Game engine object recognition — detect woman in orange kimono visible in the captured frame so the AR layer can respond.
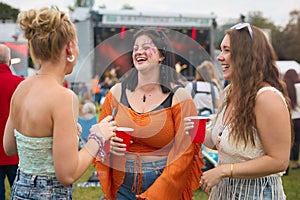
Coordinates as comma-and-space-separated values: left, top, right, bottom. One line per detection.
93, 27, 204, 200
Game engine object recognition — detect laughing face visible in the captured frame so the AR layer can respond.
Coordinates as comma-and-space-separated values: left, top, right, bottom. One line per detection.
217, 34, 232, 80
132, 35, 163, 72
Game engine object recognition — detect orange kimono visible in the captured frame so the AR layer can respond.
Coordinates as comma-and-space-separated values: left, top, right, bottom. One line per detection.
93, 91, 204, 200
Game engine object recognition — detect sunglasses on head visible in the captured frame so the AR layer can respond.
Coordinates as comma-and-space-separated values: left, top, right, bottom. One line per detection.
230, 23, 253, 39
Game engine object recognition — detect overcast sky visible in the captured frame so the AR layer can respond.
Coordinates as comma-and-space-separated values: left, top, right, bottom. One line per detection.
2, 0, 300, 26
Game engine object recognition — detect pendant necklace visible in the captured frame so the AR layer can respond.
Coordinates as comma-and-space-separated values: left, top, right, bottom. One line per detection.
142, 94, 151, 102
35, 72, 62, 84
216, 125, 225, 147
35, 72, 56, 79
139, 84, 157, 102
216, 106, 233, 148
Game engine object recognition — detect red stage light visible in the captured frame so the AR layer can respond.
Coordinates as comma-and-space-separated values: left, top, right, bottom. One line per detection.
191, 27, 196, 40
120, 26, 126, 39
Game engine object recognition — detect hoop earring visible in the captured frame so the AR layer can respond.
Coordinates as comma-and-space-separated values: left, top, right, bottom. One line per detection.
67, 55, 75, 63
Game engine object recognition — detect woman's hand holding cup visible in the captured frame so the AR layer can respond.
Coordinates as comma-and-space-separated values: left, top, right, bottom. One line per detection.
184, 116, 210, 143
110, 127, 133, 156
90, 115, 117, 141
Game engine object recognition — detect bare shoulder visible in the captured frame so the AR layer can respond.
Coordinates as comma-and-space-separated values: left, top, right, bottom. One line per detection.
255, 89, 288, 113
110, 82, 121, 93
51, 87, 79, 110
56, 86, 77, 99
109, 82, 122, 100
172, 86, 193, 105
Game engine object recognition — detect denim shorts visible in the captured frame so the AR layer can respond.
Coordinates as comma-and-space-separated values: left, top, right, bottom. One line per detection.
116, 158, 167, 200
10, 169, 74, 200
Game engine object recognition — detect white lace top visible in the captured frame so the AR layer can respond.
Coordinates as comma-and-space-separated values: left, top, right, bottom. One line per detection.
14, 129, 55, 176
211, 86, 287, 164
209, 87, 287, 200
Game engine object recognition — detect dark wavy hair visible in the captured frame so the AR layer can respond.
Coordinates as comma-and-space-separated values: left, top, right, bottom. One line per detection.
122, 27, 181, 93
283, 69, 300, 109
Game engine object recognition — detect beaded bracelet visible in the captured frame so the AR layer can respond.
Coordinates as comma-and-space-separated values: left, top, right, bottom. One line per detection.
88, 133, 106, 162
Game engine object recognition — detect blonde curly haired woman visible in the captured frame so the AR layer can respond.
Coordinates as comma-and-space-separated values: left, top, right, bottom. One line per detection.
4, 7, 116, 199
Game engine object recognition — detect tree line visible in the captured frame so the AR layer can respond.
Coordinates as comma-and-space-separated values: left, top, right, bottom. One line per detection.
214, 10, 300, 63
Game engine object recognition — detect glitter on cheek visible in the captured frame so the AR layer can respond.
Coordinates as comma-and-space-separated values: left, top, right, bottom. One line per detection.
152, 48, 157, 54
145, 49, 153, 58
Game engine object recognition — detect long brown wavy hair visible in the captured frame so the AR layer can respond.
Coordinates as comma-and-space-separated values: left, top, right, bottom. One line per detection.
219, 25, 293, 147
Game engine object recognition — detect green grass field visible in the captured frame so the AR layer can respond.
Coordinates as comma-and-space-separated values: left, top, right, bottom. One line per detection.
5, 163, 300, 199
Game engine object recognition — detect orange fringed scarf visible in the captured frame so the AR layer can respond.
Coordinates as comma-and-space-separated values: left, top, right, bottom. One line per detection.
93, 92, 204, 200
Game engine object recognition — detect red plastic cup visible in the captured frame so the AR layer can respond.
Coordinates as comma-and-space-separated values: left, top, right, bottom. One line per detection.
185, 116, 210, 143
115, 127, 133, 151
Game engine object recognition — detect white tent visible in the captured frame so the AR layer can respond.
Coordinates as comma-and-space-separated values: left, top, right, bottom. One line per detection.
276, 60, 300, 75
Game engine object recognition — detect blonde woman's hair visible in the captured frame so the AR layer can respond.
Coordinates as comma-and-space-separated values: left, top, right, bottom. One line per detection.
17, 6, 77, 64
82, 102, 96, 115
195, 61, 222, 92
196, 61, 215, 82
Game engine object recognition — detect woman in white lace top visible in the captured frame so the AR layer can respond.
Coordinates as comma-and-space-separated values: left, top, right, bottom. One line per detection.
185, 23, 293, 200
